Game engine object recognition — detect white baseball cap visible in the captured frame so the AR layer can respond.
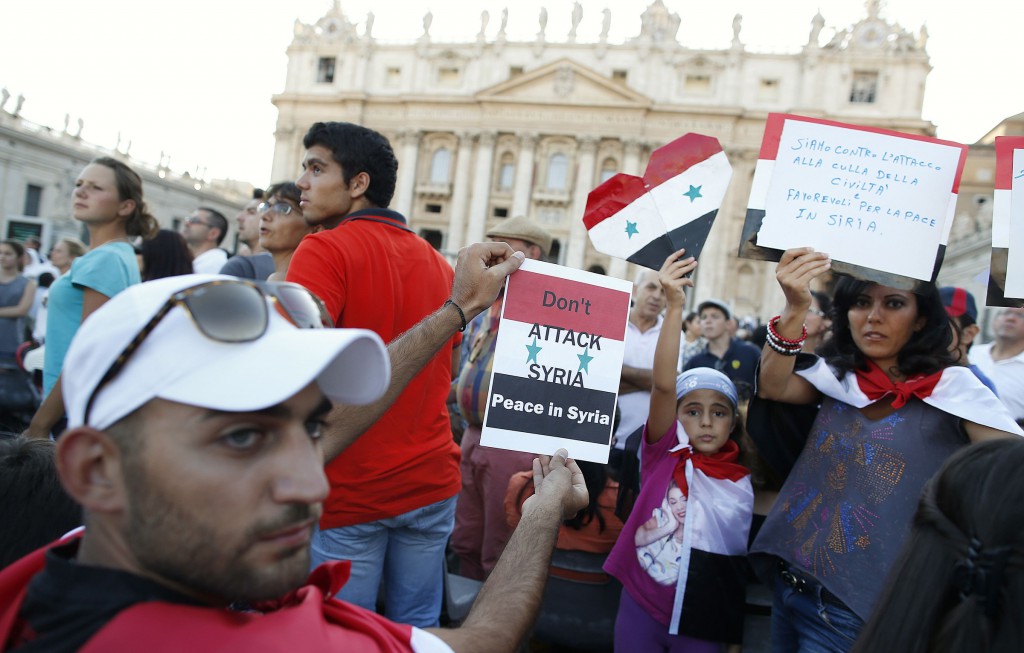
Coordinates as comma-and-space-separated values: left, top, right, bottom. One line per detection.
63, 274, 390, 430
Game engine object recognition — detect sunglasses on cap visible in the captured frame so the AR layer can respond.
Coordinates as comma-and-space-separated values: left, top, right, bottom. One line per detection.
83, 279, 333, 425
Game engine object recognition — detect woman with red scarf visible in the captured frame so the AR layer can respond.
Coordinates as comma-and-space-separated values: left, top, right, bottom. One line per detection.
749, 248, 1022, 653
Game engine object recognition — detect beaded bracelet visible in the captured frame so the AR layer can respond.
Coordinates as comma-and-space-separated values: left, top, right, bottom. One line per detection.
767, 315, 807, 346
444, 298, 467, 332
765, 337, 802, 356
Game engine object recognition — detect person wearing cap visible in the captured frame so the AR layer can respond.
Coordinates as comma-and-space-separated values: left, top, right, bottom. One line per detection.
0, 245, 594, 652
285, 122, 467, 626
971, 307, 1024, 423
450, 215, 552, 580
939, 286, 998, 396
683, 298, 761, 402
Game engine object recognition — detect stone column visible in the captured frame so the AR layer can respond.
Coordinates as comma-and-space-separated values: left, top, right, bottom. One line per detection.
566, 136, 598, 270
394, 130, 421, 218
511, 132, 538, 218
610, 139, 645, 279
465, 131, 497, 245
446, 131, 476, 253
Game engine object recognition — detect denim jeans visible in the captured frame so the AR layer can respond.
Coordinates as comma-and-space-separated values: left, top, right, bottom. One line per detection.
310, 495, 457, 628
770, 569, 864, 653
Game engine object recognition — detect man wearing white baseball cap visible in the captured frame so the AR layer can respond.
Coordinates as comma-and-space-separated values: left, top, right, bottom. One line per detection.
1, 243, 589, 652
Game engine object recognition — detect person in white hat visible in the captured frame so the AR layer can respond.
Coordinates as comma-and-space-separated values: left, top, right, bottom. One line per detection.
0, 243, 589, 653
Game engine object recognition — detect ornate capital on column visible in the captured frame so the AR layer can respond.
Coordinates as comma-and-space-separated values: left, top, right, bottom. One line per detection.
397, 130, 422, 147
623, 138, 644, 157
455, 130, 477, 145
478, 130, 498, 148
517, 131, 539, 149
577, 135, 599, 154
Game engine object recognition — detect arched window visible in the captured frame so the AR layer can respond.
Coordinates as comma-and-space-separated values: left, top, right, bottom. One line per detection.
497, 152, 515, 191
430, 148, 451, 184
546, 153, 568, 190
599, 157, 618, 183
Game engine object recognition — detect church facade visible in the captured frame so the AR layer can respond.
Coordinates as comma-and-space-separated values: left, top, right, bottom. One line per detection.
271, 1, 933, 318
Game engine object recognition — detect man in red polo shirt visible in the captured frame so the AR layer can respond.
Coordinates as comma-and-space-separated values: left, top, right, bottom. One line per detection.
287, 122, 461, 627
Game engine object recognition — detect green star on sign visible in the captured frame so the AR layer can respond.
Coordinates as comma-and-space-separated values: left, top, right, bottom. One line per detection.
577, 348, 594, 373
683, 184, 703, 202
526, 337, 542, 364
625, 220, 639, 239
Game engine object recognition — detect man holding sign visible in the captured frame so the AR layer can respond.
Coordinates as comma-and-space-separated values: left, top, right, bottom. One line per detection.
451, 216, 553, 581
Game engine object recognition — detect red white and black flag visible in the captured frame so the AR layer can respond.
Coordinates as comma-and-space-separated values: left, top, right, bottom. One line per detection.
583, 133, 733, 270
481, 259, 633, 463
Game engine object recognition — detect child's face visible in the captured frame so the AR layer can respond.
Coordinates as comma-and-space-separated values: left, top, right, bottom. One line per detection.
676, 388, 735, 455
667, 486, 687, 523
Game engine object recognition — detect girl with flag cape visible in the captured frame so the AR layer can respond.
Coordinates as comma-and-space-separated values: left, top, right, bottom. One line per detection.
749, 248, 1023, 653
605, 249, 753, 652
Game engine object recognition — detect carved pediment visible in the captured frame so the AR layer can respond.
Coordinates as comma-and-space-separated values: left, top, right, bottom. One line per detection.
476, 59, 650, 108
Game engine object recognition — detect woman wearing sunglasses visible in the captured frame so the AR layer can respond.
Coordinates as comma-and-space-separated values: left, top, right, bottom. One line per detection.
258, 182, 314, 282
25, 157, 158, 439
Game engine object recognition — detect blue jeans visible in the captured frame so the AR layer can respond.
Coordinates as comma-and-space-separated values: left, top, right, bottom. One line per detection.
310, 495, 457, 628
770, 568, 864, 653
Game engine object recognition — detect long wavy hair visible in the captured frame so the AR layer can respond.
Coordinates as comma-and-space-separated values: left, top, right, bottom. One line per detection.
852, 439, 1024, 653
818, 278, 956, 378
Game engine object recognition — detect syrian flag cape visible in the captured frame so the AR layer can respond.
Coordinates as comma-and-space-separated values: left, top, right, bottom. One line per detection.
666, 423, 753, 641
795, 358, 1024, 436
583, 133, 732, 270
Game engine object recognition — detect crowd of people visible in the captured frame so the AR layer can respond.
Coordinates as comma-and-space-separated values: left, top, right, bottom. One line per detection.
0, 120, 1022, 653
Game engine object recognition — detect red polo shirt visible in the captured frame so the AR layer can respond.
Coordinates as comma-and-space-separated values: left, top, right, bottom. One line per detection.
287, 209, 461, 527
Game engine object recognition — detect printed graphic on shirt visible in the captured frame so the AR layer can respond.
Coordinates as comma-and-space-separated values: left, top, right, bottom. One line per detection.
635, 481, 688, 586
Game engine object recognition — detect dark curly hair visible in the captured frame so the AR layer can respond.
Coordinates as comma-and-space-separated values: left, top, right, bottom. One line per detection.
819, 277, 956, 379
302, 122, 397, 208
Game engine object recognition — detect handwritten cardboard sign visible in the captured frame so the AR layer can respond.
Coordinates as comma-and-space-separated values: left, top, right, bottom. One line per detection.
740, 113, 968, 289
481, 259, 632, 464
988, 137, 1024, 306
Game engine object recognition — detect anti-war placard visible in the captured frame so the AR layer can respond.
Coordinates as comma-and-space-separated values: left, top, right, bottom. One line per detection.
480, 259, 632, 463
740, 113, 968, 289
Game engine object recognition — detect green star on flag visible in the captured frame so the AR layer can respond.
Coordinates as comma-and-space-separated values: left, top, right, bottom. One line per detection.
526, 337, 542, 364
577, 348, 594, 374
625, 220, 639, 239
683, 184, 703, 202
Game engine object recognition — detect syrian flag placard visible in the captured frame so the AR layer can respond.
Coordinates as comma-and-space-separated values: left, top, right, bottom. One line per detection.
583, 133, 733, 270
987, 136, 1024, 307
481, 259, 633, 463
740, 113, 968, 290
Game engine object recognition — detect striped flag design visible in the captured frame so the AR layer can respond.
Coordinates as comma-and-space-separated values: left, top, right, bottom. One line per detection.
481, 259, 633, 463
583, 133, 733, 270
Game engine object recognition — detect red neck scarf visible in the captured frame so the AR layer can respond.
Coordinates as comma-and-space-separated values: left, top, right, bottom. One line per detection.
854, 359, 943, 409
671, 438, 748, 498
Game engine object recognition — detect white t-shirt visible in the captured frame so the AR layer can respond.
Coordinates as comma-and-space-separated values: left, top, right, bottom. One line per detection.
971, 343, 1024, 420
614, 315, 682, 449
192, 248, 229, 275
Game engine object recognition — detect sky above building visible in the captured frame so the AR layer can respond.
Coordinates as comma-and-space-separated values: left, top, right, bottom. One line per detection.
2, 0, 1020, 188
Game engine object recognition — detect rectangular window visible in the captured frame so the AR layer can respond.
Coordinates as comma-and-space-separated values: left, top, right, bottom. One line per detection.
438, 66, 461, 86
386, 66, 401, 86
317, 57, 336, 84
612, 70, 628, 84
758, 78, 780, 101
850, 72, 878, 104
684, 74, 712, 94
24, 184, 43, 217
493, 207, 509, 218
425, 203, 443, 214
509, 66, 524, 78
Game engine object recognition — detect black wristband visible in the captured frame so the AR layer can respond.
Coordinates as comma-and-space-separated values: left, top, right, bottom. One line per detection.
444, 298, 467, 332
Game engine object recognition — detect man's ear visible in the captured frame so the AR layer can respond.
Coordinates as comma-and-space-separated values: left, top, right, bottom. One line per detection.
55, 428, 128, 514
347, 171, 371, 200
